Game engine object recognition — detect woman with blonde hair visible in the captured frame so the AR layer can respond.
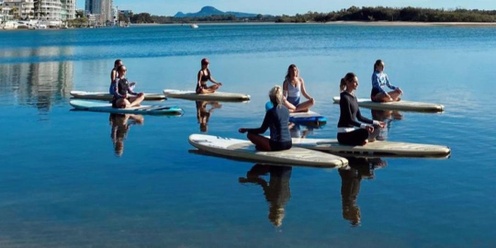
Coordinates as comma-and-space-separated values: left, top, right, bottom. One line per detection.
239, 86, 292, 151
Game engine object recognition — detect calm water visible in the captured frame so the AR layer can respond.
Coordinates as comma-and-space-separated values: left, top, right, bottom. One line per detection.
1, 24, 496, 247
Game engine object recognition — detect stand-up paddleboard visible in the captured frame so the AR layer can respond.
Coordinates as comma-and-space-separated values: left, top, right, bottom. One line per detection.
70, 91, 166, 101
292, 137, 451, 158
70, 100, 183, 115
332, 96, 444, 112
163, 89, 250, 102
188, 134, 348, 168
289, 111, 327, 126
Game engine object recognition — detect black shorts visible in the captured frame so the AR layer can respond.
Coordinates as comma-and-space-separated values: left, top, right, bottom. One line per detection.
269, 140, 292, 151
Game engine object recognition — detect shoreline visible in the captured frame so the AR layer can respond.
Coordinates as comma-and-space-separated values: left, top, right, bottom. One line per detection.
130, 21, 496, 27
324, 20, 496, 27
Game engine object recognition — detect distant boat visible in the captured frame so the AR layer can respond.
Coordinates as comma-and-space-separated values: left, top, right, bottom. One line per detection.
190, 24, 199, 29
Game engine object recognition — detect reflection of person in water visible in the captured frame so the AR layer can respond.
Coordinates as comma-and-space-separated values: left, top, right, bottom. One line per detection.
239, 164, 292, 227
289, 122, 312, 138
109, 113, 144, 156
370, 109, 402, 141
339, 157, 387, 227
195, 101, 221, 132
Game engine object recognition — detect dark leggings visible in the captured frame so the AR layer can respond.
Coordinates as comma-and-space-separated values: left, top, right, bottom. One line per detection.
337, 129, 369, 146
269, 140, 292, 151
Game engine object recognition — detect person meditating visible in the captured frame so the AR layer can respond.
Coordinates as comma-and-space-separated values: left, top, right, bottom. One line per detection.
239, 85, 292, 151
370, 59, 403, 102
196, 58, 222, 94
111, 65, 144, 108
338, 72, 385, 146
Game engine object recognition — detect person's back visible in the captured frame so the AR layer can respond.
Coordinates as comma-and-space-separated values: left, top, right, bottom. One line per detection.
110, 59, 123, 94
266, 106, 291, 143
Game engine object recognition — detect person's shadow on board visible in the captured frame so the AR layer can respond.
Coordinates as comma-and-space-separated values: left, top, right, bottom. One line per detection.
196, 101, 222, 133
109, 113, 144, 157
239, 163, 292, 228
339, 157, 387, 227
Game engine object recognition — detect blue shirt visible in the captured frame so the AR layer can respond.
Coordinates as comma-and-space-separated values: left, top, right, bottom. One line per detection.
371, 71, 397, 94
246, 105, 291, 143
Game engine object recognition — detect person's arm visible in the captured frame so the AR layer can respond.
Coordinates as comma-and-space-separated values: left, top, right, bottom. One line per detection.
239, 111, 271, 134
299, 77, 313, 100
124, 79, 138, 96
281, 80, 294, 109
356, 108, 373, 125
207, 69, 222, 85
197, 70, 204, 89
110, 69, 116, 82
384, 74, 397, 90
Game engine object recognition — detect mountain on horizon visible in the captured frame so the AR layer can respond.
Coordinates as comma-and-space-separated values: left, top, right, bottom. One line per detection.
174, 6, 260, 18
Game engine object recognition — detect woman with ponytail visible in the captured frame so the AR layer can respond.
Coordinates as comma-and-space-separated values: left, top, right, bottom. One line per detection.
337, 73, 385, 146
239, 86, 292, 151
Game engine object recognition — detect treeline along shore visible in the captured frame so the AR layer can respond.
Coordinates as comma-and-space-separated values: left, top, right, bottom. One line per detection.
122, 6, 496, 24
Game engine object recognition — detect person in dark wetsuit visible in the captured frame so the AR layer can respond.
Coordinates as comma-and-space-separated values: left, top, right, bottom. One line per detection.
111, 65, 145, 108
337, 72, 385, 146
196, 58, 222, 94
239, 85, 292, 151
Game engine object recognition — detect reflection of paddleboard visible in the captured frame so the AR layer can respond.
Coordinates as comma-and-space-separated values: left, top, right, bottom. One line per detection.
292, 137, 451, 158
332, 96, 444, 112
188, 134, 348, 168
163, 89, 250, 102
70, 91, 166, 101
69, 100, 183, 115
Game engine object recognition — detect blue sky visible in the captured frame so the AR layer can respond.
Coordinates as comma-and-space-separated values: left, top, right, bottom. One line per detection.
78, 0, 495, 16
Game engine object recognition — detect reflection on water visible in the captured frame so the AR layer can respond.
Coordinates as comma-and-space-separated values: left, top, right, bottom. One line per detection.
289, 123, 313, 138
195, 101, 222, 132
239, 164, 292, 227
370, 109, 403, 141
339, 157, 387, 227
109, 113, 144, 156
0, 46, 74, 113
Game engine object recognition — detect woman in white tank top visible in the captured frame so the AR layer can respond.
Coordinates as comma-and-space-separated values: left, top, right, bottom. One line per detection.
282, 64, 315, 113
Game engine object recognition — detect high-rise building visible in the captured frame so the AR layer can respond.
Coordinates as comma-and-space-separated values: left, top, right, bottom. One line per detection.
85, 0, 113, 25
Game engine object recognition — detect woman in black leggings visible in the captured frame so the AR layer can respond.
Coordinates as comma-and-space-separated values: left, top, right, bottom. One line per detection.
337, 73, 385, 146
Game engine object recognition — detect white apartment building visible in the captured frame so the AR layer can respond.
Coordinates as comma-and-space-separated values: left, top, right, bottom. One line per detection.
1, 0, 75, 25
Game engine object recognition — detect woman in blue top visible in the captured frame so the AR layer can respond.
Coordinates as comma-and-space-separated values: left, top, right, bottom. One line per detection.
239, 85, 292, 151
370, 59, 403, 102
338, 73, 385, 146
282, 64, 314, 112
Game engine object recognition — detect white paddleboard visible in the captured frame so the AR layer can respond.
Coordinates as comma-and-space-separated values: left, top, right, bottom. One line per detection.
188, 134, 348, 168
70, 100, 183, 115
292, 137, 451, 158
332, 96, 444, 112
71, 91, 166, 101
163, 89, 250, 102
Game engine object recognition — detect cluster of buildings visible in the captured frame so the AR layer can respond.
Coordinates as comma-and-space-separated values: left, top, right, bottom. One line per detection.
1, 0, 121, 29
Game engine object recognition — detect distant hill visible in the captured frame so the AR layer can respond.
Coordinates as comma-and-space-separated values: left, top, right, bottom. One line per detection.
174, 6, 259, 18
